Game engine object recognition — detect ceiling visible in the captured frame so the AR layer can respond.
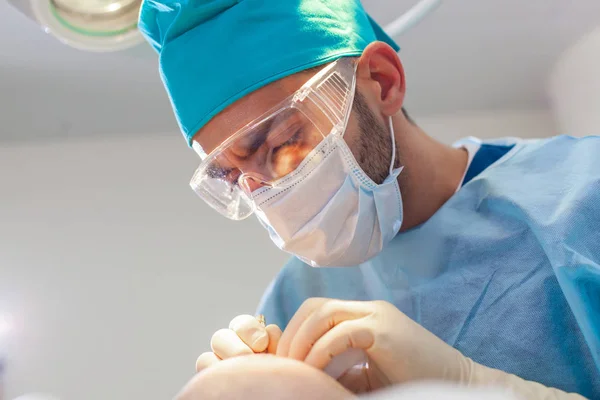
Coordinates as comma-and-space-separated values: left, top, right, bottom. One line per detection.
0, 0, 599, 143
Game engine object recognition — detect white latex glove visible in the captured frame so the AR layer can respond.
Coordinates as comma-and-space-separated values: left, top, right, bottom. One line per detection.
276, 298, 587, 399
195, 314, 282, 372
362, 382, 520, 400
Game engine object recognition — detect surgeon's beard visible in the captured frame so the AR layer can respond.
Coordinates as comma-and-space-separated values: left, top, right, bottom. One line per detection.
352, 91, 401, 184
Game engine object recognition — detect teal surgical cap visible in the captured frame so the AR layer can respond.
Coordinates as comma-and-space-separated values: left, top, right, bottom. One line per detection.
139, 0, 400, 147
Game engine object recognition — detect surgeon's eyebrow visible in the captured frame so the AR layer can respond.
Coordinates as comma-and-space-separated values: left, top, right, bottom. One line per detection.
230, 118, 275, 159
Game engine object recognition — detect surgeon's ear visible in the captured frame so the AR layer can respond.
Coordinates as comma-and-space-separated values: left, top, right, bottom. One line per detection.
356, 41, 406, 117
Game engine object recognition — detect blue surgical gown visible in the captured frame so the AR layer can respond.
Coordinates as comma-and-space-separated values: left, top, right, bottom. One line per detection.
257, 135, 600, 398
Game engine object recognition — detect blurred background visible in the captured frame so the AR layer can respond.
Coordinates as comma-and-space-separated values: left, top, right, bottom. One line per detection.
0, 1, 599, 399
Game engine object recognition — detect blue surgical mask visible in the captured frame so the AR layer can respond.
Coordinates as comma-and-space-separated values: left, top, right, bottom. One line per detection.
253, 117, 403, 267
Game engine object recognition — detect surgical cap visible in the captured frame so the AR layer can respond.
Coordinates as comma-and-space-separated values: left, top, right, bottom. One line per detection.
138, 0, 400, 146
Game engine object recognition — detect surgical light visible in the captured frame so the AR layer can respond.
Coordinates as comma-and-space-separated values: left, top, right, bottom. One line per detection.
7, 0, 144, 52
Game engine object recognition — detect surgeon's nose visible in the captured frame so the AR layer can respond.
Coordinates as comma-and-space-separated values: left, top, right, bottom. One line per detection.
239, 174, 269, 195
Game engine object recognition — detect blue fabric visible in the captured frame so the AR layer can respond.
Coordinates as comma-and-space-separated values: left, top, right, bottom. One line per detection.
462, 143, 515, 187
257, 135, 600, 398
138, 0, 399, 147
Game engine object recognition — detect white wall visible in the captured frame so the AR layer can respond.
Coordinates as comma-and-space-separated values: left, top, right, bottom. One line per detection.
0, 109, 557, 400
416, 109, 558, 144
549, 25, 600, 136
0, 135, 289, 400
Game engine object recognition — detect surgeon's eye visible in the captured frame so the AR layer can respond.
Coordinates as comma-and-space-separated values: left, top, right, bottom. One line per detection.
271, 128, 302, 154
269, 128, 314, 177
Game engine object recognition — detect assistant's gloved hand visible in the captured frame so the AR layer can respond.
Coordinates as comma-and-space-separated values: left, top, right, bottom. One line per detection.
195, 315, 282, 373
276, 298, 587, 399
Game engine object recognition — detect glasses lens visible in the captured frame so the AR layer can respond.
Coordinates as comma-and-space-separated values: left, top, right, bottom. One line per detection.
190, 166, 253, 220
191, 59, 356, 220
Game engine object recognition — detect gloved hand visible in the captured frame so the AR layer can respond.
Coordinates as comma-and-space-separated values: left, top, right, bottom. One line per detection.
195, 314, 282, 373
276, 298, 587, 399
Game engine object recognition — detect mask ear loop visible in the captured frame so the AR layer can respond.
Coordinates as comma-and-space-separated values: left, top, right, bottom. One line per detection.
388, 116, 397, 175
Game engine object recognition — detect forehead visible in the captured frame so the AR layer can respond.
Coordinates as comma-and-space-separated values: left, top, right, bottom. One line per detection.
192, 70, 316, 155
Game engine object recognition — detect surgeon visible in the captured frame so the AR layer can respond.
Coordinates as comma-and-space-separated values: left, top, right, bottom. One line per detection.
138, 0, 600, 398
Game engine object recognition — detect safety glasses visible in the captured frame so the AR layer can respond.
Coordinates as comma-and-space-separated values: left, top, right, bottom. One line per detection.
190, 57, 358, 220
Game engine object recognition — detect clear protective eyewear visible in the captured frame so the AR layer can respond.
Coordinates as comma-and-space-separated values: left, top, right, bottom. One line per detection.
190, 57, 358, 220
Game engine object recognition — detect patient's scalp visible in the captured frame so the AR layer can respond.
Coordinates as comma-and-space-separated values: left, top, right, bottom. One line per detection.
176, 354, 354, 400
